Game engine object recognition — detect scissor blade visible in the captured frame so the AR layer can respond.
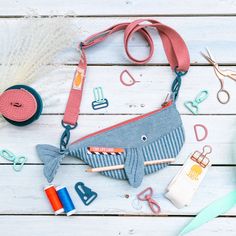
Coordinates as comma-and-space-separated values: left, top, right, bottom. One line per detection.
201, 52, 216, 65
205, 47, 216, 61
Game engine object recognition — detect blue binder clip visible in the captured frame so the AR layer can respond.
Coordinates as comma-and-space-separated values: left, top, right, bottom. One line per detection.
92, 87, 109, 110
74, 182, 98, 206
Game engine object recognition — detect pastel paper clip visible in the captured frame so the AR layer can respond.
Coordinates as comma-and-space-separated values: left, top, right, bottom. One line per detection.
0, 149, 27, 172
184, 90, 209, 115
194, 124, 208, 142
120, 69, 140, 86
92, 87, 109, 110
137, 187, 161, 214
74, 182, 97, 206
93, 87, 105, 102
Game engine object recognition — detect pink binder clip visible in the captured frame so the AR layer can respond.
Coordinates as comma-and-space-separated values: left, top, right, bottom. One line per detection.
137, 187, 161, 214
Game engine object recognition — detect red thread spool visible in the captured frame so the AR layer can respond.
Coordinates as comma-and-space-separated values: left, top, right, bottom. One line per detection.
44, 185, 64, 215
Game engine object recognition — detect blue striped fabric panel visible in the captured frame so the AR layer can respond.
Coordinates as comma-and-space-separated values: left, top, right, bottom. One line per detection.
70, 125, 185, 181
143, 125, 185, 175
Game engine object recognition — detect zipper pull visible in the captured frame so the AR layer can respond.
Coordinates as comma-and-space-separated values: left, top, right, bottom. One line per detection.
161, 93, 172, 107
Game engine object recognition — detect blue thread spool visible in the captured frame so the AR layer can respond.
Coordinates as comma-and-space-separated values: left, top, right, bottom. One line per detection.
56, 186, 76, 216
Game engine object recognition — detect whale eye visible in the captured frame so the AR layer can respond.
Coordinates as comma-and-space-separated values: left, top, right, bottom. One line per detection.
141, 135, 147, 142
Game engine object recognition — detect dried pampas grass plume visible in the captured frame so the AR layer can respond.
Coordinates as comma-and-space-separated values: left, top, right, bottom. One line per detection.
0, 17, 80, 127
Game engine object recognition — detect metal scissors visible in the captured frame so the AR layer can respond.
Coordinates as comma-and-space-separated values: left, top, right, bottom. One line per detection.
201, 48, 236, 104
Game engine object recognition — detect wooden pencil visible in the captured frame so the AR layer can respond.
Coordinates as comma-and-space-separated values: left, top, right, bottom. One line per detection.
85, 158, 176, 173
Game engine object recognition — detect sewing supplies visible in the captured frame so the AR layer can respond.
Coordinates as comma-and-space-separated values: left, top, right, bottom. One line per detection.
201, 48, 236, 104
56, 186, 76, 216
179, 190, 236, 235
194, 124, 208, 142
0, 149, 27, 172
179, 135, 236, 235
74, 182, 98, 206
0, 85, 43, 126
92, 87, 109, 110
184, 90, 209, 115
44, 185, 64, 215
165, 145, 212, 208
0, 17, 76, 127
37, 18, 190, 187
87, 146, 124, 155
85, 158, 176, 173
137, 187, 161, 214
120, 69, 140, 86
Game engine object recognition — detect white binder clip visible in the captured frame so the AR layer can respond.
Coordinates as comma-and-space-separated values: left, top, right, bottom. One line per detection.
165, 145, 212, 208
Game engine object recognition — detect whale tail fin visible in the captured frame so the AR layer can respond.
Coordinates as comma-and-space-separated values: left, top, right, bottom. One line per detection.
36, 144, 65, 183
124, 148, 144, 188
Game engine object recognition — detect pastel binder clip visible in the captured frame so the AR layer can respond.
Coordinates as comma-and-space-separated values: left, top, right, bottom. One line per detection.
165, 145, 212, 208
74, 182, 98, 206
190, 145, 211, 168
92, 87, 109, 110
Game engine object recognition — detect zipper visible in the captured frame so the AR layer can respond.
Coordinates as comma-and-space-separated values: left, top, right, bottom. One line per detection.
72, 100, 173, 144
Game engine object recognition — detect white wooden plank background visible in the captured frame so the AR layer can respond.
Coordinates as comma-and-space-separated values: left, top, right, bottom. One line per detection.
0, 1, 236, 236
1, 0, 236, 15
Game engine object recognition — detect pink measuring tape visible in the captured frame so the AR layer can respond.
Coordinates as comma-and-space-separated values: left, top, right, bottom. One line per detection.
0, 85, 43, 126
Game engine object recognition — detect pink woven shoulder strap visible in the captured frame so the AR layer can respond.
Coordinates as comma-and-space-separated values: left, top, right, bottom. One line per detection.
63, 19, 190, 126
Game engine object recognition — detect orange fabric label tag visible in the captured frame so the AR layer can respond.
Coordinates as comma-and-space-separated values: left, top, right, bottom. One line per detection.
88, 147, 124, 153
73, 68, 84, 90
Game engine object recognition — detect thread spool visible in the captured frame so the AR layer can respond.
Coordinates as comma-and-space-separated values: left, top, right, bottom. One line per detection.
56, 186, 76, 216
44, 185, 64, 215
0, 85, 43, 126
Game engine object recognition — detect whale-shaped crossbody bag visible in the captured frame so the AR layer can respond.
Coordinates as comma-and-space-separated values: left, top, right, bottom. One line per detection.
37, 19, 190, 187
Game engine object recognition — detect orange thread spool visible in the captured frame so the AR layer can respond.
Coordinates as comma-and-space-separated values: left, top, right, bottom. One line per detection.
44, 185, 64, 215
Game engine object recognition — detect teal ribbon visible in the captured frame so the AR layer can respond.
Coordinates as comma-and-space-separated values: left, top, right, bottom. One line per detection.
179, 190, 236, 235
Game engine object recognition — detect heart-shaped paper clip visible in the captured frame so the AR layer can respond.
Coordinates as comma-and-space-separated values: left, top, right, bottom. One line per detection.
194, 124, 208, 142
120, 70, 140, 86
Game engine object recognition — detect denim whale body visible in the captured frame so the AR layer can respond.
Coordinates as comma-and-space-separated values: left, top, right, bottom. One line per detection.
37, 103, 185, 187
36, 19, 190, 187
